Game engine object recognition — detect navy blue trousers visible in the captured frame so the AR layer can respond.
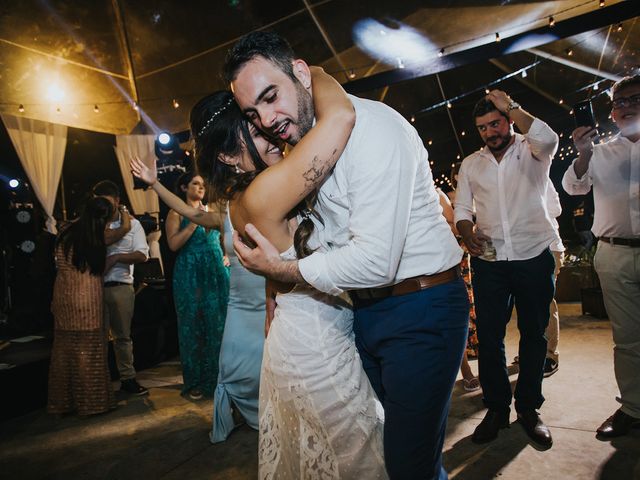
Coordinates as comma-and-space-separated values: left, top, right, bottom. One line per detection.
353, 277, 469, 480
471, 249, 555, 413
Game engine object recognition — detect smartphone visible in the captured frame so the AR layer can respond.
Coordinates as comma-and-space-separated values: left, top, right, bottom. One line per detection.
573, 100, 597, 130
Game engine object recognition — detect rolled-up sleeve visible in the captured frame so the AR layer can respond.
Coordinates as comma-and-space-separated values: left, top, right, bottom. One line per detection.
454, 159, 474, 225
562, 158, 593, 196
298, 120, 417, 295
131, 221, 150, 259
526, 118, 559, 164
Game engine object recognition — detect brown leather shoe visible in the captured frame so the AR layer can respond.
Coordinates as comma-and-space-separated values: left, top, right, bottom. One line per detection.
517, 410, 552, 448
472, 409, 510, 444
596, 409, 640, 438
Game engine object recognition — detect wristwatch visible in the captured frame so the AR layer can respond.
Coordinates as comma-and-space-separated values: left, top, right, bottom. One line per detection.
506, 100, 521, 113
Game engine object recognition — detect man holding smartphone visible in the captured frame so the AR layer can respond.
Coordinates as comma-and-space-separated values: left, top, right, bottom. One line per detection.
562, 74, 640, 438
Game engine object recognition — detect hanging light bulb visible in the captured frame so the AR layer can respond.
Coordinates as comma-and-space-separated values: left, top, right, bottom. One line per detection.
495, 32, 501, 42
410, 115, 415, 123
438, 48, 444, 57
172, 98, 180, 109
559, 99, 564, 104
485, 88, 490, 94
428, 139, 433, 145
18, 104, 24, 113
616, 23, 623, 32
397, 57, 405, 69
456, 154, 461, 160
348, 69, 356, 79
548, 16, 555, 27
133, 102, 139, 111
461, 131, 466, 136
447, 101, 452, 109
521, 69, 528, 78
593, 83, 599, 91
566, 48, 574, 56
93, 104, 99, 113
599, 0, 605, 7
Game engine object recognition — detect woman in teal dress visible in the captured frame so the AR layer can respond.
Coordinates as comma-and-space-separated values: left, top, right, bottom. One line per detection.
210, 210, 265, 442
166, 172, 229, 400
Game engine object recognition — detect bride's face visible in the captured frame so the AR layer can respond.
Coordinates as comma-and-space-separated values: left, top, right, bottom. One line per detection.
249, 123, 283, 167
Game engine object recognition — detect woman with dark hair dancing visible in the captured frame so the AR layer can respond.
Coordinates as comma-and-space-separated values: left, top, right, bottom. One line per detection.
167, 171, 229, 400
131, 68, 387, 478
48, 196, 116, 416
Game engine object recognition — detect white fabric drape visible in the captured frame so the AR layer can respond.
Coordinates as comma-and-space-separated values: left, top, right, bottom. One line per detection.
114, 135, 162, 266
114, 135, 159, 215
1, 114, 67, 234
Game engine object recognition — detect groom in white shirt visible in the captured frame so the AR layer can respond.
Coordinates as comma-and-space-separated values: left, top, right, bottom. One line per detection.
455, 91, 558, 448
227, 31, 468, 480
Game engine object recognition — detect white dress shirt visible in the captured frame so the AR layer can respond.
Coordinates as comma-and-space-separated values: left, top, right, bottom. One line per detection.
546, 181, 565, 253
105, 216, 149, 284
562, 134, 640, 238
454, 118, 559, 261
298, 95, 463, 296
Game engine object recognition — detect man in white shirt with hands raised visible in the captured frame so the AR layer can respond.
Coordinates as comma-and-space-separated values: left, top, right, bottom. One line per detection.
562, 74, 640, 439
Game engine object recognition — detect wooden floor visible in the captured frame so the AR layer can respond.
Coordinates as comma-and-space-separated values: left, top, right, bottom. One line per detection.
1, 304, 639, 480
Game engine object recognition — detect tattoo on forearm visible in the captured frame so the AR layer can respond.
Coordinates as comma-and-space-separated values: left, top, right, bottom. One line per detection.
301, 149, 337, 193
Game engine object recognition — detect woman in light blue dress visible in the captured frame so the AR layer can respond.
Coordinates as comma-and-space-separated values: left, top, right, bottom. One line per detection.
210, 212, 265, 442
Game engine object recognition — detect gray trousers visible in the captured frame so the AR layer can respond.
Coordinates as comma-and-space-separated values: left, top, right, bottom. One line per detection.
594, 242, 640, 418
104, 284, 136, 380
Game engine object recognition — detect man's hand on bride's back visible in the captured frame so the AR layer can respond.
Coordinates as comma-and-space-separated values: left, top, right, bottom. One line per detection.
233, 224, 282, 277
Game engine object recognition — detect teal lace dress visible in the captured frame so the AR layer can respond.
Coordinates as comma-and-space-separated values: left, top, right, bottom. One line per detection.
173, 216, 229, 397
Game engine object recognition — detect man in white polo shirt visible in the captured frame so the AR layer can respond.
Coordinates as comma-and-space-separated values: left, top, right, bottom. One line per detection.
455, 90, 558, 448
93, 180, 149, 396
562, 74, 640, 438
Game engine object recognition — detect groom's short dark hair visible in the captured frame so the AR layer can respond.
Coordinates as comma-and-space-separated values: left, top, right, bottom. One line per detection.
223, 31, 297, 83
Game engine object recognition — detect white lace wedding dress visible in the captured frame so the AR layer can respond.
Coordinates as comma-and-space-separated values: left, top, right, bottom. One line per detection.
258, 245, 387, 479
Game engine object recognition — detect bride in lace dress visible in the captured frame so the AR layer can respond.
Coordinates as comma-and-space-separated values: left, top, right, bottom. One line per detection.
132, 67, 386, 479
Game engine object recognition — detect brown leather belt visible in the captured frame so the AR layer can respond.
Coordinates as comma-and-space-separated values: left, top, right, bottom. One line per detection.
599, 236, 640, 248
104, 281, 131, 288
349, 266, 460, 302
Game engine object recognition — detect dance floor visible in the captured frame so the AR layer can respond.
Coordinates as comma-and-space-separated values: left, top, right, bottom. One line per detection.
0, 303, 638, 479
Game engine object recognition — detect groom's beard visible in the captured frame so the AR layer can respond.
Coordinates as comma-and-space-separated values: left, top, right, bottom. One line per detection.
287, 83, 314, 146
485, 132, 513, 153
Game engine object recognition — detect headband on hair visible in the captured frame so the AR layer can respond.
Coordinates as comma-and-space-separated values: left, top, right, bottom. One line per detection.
197, 97, 235, 138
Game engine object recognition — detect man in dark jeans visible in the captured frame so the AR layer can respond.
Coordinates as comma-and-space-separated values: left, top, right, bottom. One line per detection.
455, 90, 558, 448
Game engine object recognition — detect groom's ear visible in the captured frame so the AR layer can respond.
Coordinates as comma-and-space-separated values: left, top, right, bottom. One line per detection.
292, 59, 312, 90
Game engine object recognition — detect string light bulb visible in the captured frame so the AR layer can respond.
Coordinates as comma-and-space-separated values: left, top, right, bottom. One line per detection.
348, 69, 356, 79
461, 131, 466, 136
93, 104, 99, 113
18, 104, 24, 113
521, 69, 528, 78
447, 101, 452, 109
397, 58, 405, 69
599, 0, 605, 7
495, 32, 501, 42
593, 83, 599, 91
549, 16, 555, 27
133, 102, 139, 111
616, 23, 623, 32
428, 140, 433, 145
566, 48, 573, 56
438, 48, 444, 57
172, 99, 180, 109
410, 115, 415, 123
485, 88, 490, 94
559, 98, 564, 104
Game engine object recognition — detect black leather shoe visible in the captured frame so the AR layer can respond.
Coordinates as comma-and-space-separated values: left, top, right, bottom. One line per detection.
596, 409, 640, 438
517, 410, 552, 447
472, 409, 510, 444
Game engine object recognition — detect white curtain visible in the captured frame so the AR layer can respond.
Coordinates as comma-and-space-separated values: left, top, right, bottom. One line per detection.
113, 135, 159, 215
1, 114, 67, 234
114, 135, 162, 266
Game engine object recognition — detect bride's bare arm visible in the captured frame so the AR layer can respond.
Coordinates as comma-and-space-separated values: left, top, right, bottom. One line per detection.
242, 68, 354, 225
